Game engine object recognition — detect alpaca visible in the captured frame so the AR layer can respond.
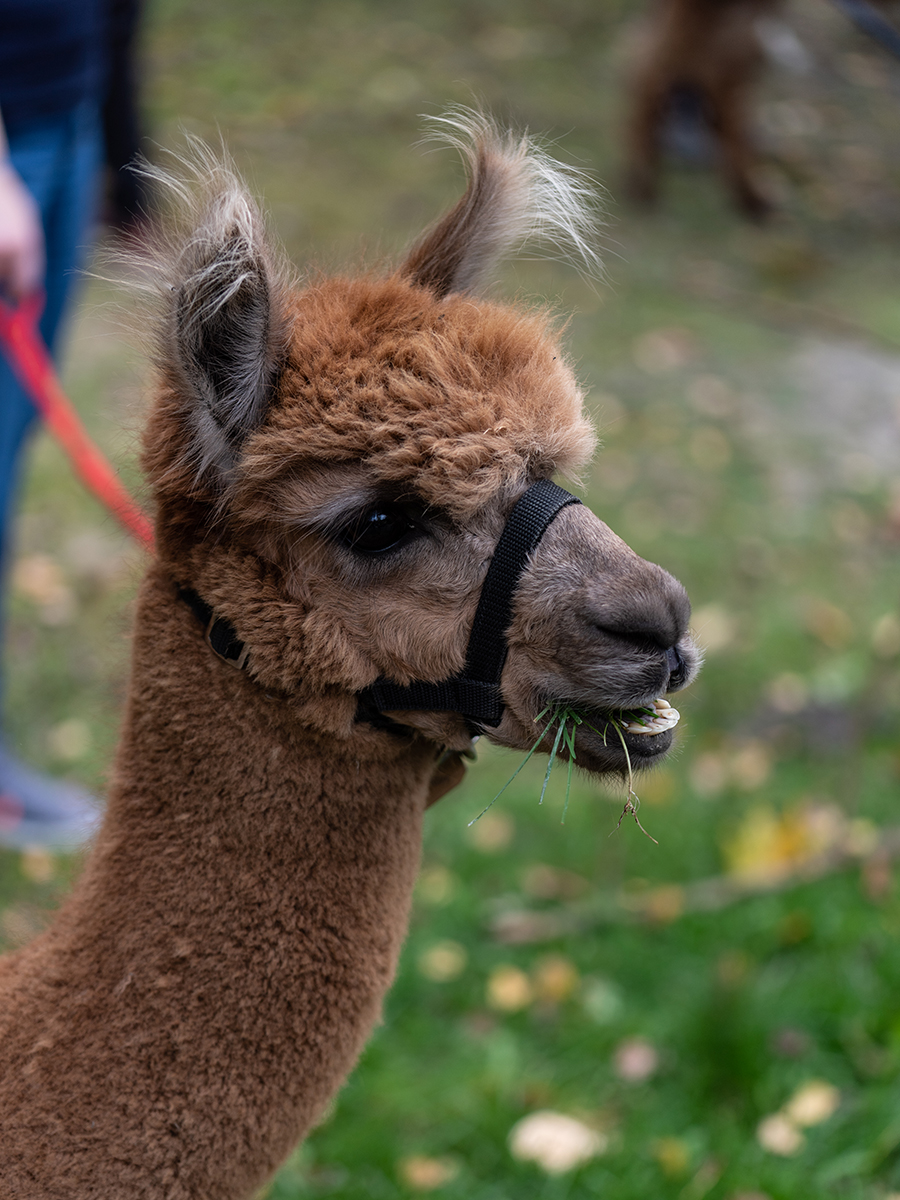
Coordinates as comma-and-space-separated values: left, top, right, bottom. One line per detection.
0, 113, 700, 1199
624, 0, 780, 218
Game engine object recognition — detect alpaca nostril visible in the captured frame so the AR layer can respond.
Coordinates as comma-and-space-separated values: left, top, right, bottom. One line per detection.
666, 645, 687, 691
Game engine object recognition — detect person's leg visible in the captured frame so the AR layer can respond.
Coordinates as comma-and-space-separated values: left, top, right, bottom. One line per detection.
103, 0, 150, 228
0, 105, 103, 848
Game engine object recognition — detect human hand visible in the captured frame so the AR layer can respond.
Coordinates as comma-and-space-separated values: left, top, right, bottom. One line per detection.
0, 161, 44, 302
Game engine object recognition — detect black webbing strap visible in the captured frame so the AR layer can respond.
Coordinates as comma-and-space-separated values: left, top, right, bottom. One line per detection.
362, 479, 581, 728
177, 585, 250, 671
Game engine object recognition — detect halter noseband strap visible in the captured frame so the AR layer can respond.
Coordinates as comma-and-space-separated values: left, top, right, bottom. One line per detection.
178, 478, 581, 733
359, 478, 581, 730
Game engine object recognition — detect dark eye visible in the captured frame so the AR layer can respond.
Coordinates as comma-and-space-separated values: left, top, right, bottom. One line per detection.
342, 505, 417, 555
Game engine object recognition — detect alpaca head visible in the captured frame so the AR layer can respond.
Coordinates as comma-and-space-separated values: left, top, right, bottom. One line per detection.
140, 112, 699, 779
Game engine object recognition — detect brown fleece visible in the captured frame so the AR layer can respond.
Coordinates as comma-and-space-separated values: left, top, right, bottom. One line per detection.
0, 116, 699, 1198
0, 565, 433, 1199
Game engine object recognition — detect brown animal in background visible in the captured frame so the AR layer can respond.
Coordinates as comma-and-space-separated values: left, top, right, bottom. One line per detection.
0, 112, 699, 1198
625, 0, 780, 218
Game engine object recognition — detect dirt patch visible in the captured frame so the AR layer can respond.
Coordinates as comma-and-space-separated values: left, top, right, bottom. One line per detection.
790, 338, 900, 484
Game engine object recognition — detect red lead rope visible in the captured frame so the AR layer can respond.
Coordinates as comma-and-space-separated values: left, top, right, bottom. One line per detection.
0, 293, 155, 553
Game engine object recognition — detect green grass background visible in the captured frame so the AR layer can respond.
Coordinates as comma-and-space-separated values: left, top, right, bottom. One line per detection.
2, 0, 900, 1196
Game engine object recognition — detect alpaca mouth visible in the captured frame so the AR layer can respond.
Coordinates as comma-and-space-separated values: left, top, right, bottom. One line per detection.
539, 695, 681, 771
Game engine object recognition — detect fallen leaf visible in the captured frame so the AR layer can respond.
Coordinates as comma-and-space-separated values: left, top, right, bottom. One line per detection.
12, 553, 76, 626
398, 1155, 459, 1190
722, 802, 846, 885
508, 1110, 606, 1173
532, 955, 579, 1003
613, 1037, 659, 1083
756, 1113, 804, 1156
783, 1079, 839, 1127
639, 885, 685, 924
418, 941, 467, 982
652, 1136, 691, 1178
804, 598, 853, 649
487, 964, 532, 1012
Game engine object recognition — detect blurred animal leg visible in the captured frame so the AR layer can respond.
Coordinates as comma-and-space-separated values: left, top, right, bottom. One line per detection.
713, 86, 772, 220
625, 83, 668, 206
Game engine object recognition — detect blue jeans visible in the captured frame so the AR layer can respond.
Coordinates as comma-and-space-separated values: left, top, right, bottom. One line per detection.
0, 102, 102, 577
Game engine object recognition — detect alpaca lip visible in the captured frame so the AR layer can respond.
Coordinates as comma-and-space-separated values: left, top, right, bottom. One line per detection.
578, 717, 675, 765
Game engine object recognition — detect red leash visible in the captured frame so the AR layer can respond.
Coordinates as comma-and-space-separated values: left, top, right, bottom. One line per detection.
0, 293, 155, 553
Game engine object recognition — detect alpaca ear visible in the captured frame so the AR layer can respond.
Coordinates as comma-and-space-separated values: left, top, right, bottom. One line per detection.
157, 151, 291, 487
400, 109, 603, 298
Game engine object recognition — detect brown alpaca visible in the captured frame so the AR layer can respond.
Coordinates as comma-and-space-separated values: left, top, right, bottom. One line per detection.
0, 113, 699, 1198
624, 0, 780, 218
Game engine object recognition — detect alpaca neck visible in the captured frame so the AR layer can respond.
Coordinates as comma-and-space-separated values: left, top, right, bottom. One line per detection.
0, 563, 435, 1200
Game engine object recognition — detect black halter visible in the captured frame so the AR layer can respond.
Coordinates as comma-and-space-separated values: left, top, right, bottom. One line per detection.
358, 478, 580, 732
179, 478, 580, 734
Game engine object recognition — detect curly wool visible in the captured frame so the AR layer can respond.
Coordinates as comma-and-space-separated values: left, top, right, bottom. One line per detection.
233, 275, 595, 521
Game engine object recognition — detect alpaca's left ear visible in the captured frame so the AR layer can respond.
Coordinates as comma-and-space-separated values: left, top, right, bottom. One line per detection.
159, 154, 291, 488
401, 109, 603, 298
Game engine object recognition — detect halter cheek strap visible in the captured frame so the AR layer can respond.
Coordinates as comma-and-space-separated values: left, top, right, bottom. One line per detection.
359, 478, 581, 730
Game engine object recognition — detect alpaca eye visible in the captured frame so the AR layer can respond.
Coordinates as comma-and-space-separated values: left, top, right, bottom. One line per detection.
343, 506, 416, 555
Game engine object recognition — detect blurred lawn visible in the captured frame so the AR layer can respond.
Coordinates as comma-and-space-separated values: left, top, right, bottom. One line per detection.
2, 0, 900, 1197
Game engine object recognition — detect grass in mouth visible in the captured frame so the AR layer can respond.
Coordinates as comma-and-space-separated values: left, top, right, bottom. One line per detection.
469, 703, 658, 841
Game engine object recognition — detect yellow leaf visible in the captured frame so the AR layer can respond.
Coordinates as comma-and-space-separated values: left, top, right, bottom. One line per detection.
532, 955, 579, 1003
784, 1080, 840, 1127
418, 941, 467, 982
398, 1156, 459, 1190
487, 964, 532, 1012
651, 1136, 691, 1178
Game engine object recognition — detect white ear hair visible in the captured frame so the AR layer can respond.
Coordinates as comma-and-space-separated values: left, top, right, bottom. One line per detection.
137, 141, 292, 488
402, 107, 604, 296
